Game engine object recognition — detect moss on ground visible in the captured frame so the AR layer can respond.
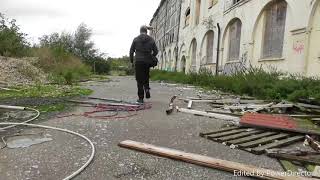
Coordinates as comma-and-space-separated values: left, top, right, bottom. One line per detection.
0, 85, 93, 99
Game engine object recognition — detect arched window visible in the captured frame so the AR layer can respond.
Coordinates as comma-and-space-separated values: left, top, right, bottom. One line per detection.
185, 8, 191, 26
206, 31, 214, 63
181, 56, 186, 73
262, 1, 287, 58
195, 0, 201, 25
228, 19, 242, 61
191, 39, 197, 67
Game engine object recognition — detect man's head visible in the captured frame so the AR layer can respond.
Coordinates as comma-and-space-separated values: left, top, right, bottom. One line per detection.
140, 25, 148, 34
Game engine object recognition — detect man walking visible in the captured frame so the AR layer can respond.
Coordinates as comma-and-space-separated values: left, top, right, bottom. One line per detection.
130, 25, 158, 103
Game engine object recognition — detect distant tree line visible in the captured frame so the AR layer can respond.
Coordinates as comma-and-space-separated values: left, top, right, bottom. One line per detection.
0, 13, 110, 84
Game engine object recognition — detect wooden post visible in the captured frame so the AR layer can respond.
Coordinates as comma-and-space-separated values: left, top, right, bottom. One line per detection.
119, 140, 313, 180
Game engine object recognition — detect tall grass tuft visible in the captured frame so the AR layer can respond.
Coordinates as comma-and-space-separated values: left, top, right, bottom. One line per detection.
150, 68, 320, 102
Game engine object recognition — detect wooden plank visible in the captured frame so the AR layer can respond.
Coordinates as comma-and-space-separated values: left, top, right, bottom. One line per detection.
118, 140, 310, 180
237, 134, 290, 148
279, 160, 299, 172
213, 99, 265, 104
199, 126, 239, 137
206, 110, 242, 117
207, 129, 250, 139
240, 113, 320, 136
296, 103, 320, 110
306, 165, 316, 172
213, 130, 263, 142
268, 153, 320, 166
178, 108, 240, 122
250, 136, 304, 155
187, 100, 193, 109
228, 132, 278, 145
312, 166, 320, 178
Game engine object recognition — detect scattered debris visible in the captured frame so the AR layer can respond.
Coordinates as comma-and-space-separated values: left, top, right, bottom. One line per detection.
187, 100, 193, 109
266, 148, 320, 156
200, 127, 304, 155
166, 95, 177, 115
177, 108, 240, 123
306, 135, 320, 152
240, 113, 320, 135
268, 153, 320, 166
118, 140, 309, 180
312, 166, 320, 178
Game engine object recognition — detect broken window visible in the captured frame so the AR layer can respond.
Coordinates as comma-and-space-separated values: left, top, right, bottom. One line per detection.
228, 19, 242, 61
206, 31, 214, 63
195, 0, 201, 25
185, 8, 191, 26
262, 1, 287, 59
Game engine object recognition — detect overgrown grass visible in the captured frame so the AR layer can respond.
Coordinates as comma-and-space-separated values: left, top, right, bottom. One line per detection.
0, 85, 92, 99
36, 103, 66, 113
31, 47, 91, 84
150, 69, 320, 102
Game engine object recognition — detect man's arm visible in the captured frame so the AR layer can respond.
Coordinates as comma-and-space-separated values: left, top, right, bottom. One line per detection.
151, 41, 158, 57
129, 39, 136, 63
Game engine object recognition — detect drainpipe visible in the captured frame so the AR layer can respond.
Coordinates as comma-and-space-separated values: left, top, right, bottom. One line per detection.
215, 23, 221, 76
175, 0, 183, 72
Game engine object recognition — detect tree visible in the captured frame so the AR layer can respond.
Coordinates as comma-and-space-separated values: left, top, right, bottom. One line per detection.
73, 23, 97, 59
39, 23, 99, 60
0, 13, 29, 57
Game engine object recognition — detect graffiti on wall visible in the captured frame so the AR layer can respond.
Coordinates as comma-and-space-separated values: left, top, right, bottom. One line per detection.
293, 41, 304, 54
222, 52, 248, 75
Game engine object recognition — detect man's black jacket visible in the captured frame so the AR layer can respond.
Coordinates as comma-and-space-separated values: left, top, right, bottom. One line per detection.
130, 33, 158, 64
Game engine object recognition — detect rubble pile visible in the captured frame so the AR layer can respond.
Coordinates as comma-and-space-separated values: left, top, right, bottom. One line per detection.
0, 56, 47, 86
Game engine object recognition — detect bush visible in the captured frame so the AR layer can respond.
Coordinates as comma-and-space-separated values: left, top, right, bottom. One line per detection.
32, 47, 91, 84
85, 57, 110, 75
150, 69, 320, 102
109, 56, 134, 75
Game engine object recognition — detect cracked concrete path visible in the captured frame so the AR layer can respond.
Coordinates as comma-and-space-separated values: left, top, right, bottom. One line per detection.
0, 76, 283, 180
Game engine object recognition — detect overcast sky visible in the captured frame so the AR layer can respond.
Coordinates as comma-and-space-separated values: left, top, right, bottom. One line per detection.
0, 0, 160, 57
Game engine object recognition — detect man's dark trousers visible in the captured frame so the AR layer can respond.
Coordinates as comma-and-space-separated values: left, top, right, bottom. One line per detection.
135, 62, 150, 99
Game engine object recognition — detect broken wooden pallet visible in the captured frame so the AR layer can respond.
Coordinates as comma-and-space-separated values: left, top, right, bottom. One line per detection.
240, 113, 320, 136
200, 127, 304, 155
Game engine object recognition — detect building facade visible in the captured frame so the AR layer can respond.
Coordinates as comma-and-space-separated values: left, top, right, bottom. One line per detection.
150, 0, 182, 72
150, 0, 320, 76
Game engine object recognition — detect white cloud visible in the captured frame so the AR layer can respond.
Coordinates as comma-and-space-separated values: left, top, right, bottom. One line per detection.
0, 0, 160, 57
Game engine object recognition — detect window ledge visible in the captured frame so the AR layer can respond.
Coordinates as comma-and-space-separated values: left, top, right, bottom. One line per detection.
226, 60, 240, 63
201, 63, 216, 66
224, 0, 251, 14
258, 57, 285, 62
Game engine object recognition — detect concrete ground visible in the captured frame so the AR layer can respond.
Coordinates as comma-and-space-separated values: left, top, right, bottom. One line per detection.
0, 76, 284, 180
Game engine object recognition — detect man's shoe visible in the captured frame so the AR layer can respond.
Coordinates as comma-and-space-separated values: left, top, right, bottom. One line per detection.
136, 98, 144, 104
145, 89, 151, 99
